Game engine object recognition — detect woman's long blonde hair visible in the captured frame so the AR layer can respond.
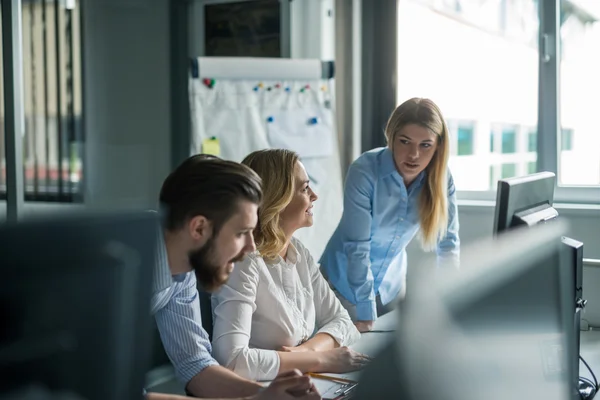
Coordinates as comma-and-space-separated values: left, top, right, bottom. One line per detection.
384, 98, 450, 251
241, 149, 300, 261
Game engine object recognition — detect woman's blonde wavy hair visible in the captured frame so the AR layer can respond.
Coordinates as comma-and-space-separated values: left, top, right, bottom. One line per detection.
384, 97, 450, 251
241, 149, 300, 261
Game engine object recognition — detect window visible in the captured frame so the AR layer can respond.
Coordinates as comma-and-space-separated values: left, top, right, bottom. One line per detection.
528, 129, 537, 152
559, 0, 600, 187
457, 123, 474, 155
561, 128, 573, 151
501, 127, 517, 154
501, 163, 517, 178
0, 0, 83, 202
528, 161, 537, 174
397, 0, 539, 192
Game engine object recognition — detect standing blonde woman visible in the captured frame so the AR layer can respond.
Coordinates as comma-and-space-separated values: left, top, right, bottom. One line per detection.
211, 149, 367, 382
320, 97, 460, 332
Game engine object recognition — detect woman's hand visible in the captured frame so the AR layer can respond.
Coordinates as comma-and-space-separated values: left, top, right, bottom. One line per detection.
354, 320, 374, 333
319, 347, 371, 373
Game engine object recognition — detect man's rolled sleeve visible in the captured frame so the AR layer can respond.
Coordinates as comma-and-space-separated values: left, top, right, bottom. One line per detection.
154, 273, 218, 384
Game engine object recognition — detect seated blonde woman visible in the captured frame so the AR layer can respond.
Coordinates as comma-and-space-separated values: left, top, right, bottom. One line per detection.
211, 149, 367, 382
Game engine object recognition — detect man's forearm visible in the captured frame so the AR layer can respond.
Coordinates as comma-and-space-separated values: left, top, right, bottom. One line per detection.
146, 391, 252, 400
186, 365, 263, 398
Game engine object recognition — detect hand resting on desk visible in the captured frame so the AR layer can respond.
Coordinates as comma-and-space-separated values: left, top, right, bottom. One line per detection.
279, 346, 372, 374
258, 369, 321, 400
354, 321, 374, 333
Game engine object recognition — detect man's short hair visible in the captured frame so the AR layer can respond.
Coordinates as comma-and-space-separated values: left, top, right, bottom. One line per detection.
159, 155, 263, 233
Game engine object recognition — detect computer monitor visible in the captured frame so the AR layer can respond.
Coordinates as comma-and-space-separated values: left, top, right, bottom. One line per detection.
355, 222, 575, 400
493, 171, 558, 234
492, 172, 589, 398
0, 211, 160, 400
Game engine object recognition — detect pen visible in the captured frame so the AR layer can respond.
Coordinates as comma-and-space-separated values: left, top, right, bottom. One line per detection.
307, 373, 357, 385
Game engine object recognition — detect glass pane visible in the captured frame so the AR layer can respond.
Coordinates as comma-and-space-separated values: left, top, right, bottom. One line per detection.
397, 0, 539, 191
457, 123, 475, 155
559, 0, 600, 186
501, 127, 517, 154
528, 129, 537, 152
501, 163, 517, 178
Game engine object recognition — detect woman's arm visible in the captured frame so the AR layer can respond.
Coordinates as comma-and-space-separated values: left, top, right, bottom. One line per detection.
437, 171, 460, 268
338, 162, 378, 322
304, 243, 361, 350
211, 257, 282, 382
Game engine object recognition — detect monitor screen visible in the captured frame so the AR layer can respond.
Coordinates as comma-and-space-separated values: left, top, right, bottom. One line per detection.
355, 222, 575, 400
0, 211, 159, 400
204, 0, 282, 57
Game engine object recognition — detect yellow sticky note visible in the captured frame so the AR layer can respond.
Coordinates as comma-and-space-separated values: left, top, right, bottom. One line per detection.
202, 137, 221, 156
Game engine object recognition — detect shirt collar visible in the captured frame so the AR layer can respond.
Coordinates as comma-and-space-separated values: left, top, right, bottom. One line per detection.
379, 147, 428, 188
380, 147, 398, 177
265, 241, 301, 266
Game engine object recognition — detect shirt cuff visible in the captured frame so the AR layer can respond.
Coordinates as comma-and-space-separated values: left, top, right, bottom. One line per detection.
436, 252, 460, 269
356, 300, 377, 321
176, 357, 219, 384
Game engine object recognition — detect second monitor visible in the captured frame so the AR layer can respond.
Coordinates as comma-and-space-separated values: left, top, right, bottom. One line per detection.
493, 171, 558, 234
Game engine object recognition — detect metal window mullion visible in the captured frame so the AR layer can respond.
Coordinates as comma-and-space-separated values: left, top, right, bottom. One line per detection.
2, 0, 26, 222
66, 6, 75, 196
42, 0, 51, 193
54, 0, 64, 197
537, 0, 560, 176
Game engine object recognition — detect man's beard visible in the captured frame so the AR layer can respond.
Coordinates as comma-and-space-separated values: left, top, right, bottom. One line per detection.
188, 237, 245, 292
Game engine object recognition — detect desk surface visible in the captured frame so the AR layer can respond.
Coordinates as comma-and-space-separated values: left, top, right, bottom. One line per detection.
146, 312, 600, 395
316, 312, 398, 383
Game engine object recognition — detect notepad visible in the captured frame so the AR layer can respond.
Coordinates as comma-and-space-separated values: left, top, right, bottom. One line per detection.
310, 375, 358, 399
202, 137, 221, 156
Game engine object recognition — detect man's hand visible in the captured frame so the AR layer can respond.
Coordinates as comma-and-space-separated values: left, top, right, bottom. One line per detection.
254, 370, 321, 400
354, 320, 374, 333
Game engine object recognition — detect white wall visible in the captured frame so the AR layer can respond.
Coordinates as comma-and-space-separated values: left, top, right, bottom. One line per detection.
82, 0, 172, 210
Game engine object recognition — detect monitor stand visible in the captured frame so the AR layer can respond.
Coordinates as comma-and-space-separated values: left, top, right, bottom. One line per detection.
561, 237, 595, 400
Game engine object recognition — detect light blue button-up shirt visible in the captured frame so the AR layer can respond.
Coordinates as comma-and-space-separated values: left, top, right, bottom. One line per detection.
151, 231, 218, 384
319, 147, 460, 321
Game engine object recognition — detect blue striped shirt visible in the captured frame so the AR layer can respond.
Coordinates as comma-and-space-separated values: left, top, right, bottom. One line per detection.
319, 147, 460, 321
151, 232, 218, 384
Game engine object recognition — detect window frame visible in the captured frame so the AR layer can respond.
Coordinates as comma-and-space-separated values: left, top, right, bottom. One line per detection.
453, 0, 600, 205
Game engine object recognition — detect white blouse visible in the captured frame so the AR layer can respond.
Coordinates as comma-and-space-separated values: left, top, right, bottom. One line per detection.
211, 237, 361, 381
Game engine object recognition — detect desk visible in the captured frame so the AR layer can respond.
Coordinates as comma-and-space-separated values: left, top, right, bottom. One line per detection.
323, 311, 600, 389
315, 312, 397, 384
146, 313, 600, 396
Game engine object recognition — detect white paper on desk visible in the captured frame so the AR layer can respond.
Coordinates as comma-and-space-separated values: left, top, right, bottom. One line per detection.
266, 108, 333, 159
312, 378, 354, 400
